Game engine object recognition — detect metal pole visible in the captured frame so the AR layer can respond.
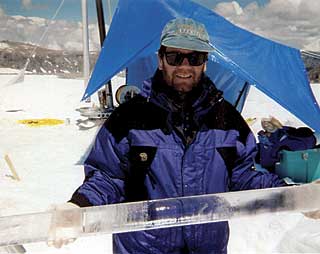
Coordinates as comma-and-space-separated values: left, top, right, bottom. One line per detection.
95, 0, 114, 109
106, 0, 113, 24
234, 82, 249, 111
81, 0, 91, 103
95, 0, 106, 45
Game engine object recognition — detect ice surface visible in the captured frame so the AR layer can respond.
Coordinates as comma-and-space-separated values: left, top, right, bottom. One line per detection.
1, 184, 320, 248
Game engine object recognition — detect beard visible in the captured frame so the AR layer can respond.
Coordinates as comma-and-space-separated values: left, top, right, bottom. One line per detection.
162, 69, 202, 93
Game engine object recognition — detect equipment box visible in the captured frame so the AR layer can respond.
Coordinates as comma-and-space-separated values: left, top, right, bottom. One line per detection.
275, 148, 320, 183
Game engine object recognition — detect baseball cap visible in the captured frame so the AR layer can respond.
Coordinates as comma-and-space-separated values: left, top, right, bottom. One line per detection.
160, 18, 214, 52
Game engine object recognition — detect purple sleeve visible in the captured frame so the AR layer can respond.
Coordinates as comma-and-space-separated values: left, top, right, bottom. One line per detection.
230, 130, 286, 191
70, 124, 129, 207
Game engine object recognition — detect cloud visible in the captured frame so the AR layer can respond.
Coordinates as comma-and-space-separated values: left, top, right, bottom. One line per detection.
214, 0, 320, 51
0, 14, 102, 51
2, 0, 319, 52
215, 1, 243, 16
22, 0, 33, 10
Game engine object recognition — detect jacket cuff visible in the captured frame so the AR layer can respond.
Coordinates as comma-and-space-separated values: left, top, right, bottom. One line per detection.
68, 192, 93, 207
281, 177, 301, 186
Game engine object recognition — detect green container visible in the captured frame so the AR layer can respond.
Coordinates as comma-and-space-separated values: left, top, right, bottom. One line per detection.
275, 148, 320, 183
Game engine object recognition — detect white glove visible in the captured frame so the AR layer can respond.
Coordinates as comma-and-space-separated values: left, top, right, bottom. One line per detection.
47, 202, 83, 248
303, 180, 320, 219
304, 210, 320, 219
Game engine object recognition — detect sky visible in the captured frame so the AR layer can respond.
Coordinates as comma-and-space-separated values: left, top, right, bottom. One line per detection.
0, 0, 320, 51
0, 0, 268, 22
0, 0, 110, 23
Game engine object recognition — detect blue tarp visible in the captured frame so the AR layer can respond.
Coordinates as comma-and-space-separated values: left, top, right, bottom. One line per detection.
83, 0, 320, 132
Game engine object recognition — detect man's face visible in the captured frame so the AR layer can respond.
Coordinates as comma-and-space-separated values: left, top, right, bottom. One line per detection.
158, 47, 207, 93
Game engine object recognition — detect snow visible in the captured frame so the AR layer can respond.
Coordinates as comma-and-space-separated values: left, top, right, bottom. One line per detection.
304, 38, 320, 52
0, 68, 32, 74
39, 67, 47, 73
242, 84, 320, 135
0, 68, 22, 74
0, 73, 320, 253
0, 42, 10, 49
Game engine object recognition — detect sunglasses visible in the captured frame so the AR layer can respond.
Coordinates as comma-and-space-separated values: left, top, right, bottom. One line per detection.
163, 51, 208, 66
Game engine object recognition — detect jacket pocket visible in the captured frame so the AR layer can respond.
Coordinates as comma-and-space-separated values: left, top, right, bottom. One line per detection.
125, 146, 157, 202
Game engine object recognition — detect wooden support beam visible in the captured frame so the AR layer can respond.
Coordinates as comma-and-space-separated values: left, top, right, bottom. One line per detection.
4, 154, 21, 181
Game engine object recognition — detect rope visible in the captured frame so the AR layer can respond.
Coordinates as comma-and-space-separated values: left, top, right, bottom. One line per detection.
28, 0, 66, 62
6, 0, 65, 86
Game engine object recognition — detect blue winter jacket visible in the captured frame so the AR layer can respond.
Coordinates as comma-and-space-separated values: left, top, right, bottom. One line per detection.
70, 71, 285, 254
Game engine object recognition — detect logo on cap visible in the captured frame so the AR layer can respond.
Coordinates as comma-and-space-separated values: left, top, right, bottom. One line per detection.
176, 24, 208, 42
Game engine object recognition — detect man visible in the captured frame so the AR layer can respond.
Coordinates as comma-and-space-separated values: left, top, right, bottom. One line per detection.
257, 117, 316, 171
48, 18, 286, 253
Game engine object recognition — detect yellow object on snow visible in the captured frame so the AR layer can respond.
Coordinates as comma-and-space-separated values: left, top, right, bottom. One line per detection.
17, 118, 64, 127
245, 117, 257, 126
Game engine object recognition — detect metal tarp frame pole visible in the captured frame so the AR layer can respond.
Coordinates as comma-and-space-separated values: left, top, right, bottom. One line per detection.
96, 0, 114, 109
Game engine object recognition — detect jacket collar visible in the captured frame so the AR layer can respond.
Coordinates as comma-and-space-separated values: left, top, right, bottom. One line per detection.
143, 69, 223, 113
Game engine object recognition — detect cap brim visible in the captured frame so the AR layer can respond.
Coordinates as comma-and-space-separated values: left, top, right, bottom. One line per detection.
161, 37, 214, 52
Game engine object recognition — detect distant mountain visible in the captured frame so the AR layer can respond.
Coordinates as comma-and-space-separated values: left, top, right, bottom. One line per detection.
0, 40, 98, 77
0, 40, 319, 83
301, 52, 320, 83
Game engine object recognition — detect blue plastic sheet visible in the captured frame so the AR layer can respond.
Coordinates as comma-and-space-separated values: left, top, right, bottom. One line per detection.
83, 0, 320, 132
